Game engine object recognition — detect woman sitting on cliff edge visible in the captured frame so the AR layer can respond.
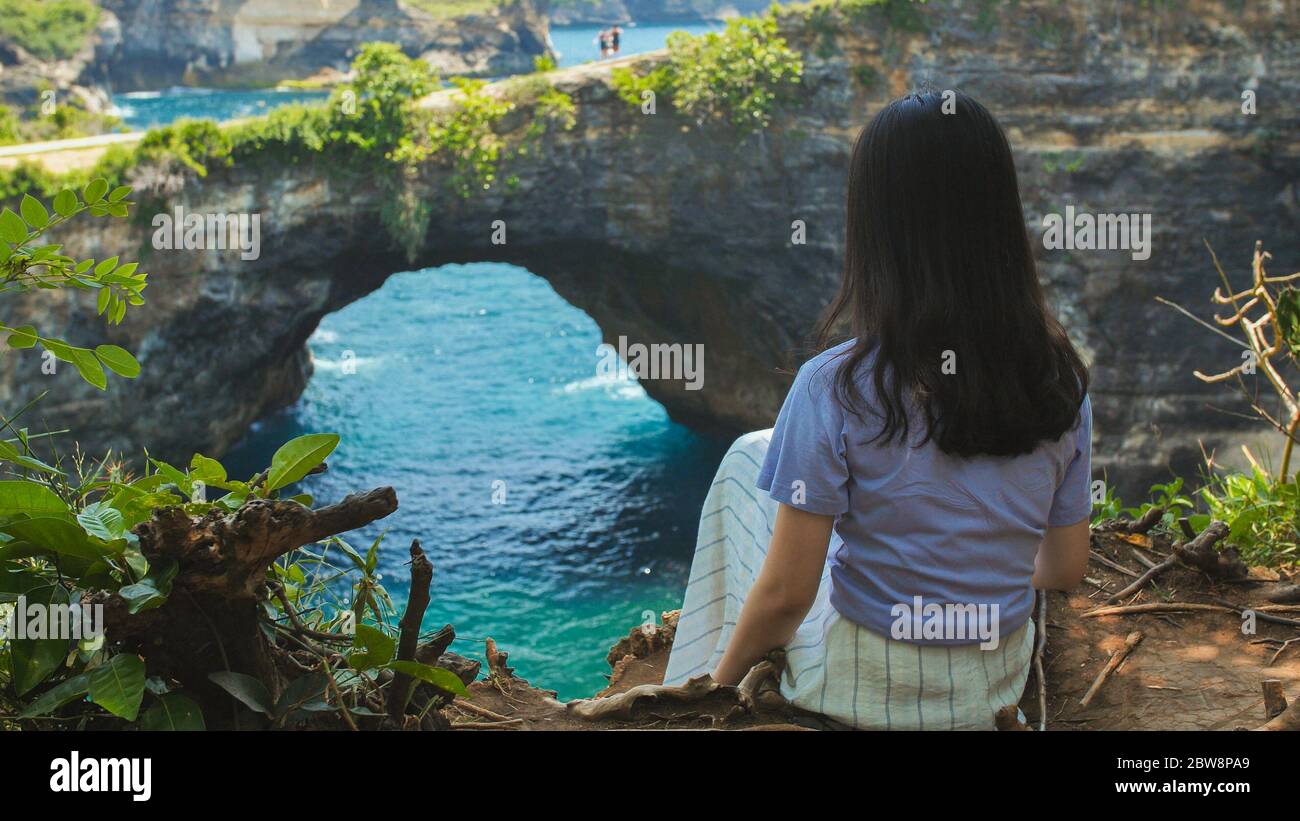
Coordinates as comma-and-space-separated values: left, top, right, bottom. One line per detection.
664, 89, 1093, 729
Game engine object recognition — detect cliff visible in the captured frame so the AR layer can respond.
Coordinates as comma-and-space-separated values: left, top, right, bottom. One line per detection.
94, 0, 552, 90
2, 0, 1298, 496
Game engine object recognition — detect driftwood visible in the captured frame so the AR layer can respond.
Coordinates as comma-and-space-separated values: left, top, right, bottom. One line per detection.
1089, 550, 1142, 578
994, 705, 1031, 731
565, 674, 748, 724
1103, 521, 1234, 603
737, 650, 788, 711
1262, 680, 1289, 719
1080, 631, 1144, 708
1266, 584, 1300, 604
1256, 679, 1300, 731
89, 487, 399, 728
388, 540, 434, 721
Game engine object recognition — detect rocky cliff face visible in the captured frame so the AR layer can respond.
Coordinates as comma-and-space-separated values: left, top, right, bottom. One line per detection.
96, 0, 552, 89
0, 11, 119, 114
2, 0, 1297, 496
548, 0, 770, 25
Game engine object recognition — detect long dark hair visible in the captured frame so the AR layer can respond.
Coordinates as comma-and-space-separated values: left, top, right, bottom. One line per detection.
815, 89, 1088, 458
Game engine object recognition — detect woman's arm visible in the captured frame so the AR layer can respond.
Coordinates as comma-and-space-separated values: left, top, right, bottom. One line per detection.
711, 503, 835, 686
1031, 518, 1090, 591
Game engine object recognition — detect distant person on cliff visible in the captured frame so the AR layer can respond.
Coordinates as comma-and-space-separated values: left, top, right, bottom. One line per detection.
664, 89, 1092, 730
596, 28, 610, 59
609, 25, 622, 55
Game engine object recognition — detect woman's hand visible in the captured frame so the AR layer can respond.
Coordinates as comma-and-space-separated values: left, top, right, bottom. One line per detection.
711, 503, 835, 686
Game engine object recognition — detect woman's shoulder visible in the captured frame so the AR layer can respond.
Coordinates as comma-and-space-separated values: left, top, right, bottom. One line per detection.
796, 340, 865, 390
789, 340, 871, 419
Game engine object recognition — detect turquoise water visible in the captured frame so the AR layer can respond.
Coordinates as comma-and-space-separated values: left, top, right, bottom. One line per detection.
112, 87, 329, 130
549, 22, 716, 68
111, 22, 727, 700
222, 266, 728, 699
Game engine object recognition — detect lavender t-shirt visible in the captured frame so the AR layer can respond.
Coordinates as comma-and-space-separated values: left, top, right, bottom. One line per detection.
756, 341, 1092, 645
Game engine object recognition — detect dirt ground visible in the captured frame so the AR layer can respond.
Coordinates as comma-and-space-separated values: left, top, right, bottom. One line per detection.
453, 528, 1300, 731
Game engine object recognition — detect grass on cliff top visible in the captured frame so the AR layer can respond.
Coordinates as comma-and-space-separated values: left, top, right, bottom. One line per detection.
402, 0, 503, 20
0, 0, 100, 62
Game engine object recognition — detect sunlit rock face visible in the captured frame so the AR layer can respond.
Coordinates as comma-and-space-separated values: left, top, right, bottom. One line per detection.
96, 0, 553, 89
3, 0, 1297, 496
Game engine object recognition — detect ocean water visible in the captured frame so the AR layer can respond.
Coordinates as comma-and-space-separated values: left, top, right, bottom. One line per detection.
222, 265, 729, 699
111, 23, 729, 700
112, 87, 330, 130
549, 22, 716, 68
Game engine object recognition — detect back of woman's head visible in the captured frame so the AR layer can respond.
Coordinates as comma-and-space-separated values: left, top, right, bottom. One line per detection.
816, 89, 1088, 457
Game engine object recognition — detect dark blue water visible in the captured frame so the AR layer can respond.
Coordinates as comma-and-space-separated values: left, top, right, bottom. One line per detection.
223, 266, 728, 698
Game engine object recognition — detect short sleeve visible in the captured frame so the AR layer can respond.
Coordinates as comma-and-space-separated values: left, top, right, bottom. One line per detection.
1047, 394, 1093, 526
756, 360, 851, 516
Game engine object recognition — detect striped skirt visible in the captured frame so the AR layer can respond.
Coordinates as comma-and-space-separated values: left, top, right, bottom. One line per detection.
663, 430, 1035, 730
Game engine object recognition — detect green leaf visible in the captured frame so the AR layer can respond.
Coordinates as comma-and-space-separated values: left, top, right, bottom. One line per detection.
348, 623, 395, 671
10, 584, 72, 695
208, 671, 273, 715
265, 433, 339, 492
76, 502, 126, 541
19, 673, 90, 718
0, 208, 27, 244
0, 516, 108, 561
88, 654, 147, 721
94, 344, 141, 378
38, 338, 78, 363
139, 694, 205, 730
19, 194, 49, 230
273, 672, 331, 719
118, 557, 177, 614
189, 454, 227, 485
107, 185, 132, 203
96, 287, 111, 316
6, 325, 37, 349
388, 660, 471, 698
0, 480, 68, 515
149, 459, 193, 496
52, 189, 78, 218
94, 255, 119, 276
82, 179, 108, 203
70, 348, 107, 390
0, 441, 62, 474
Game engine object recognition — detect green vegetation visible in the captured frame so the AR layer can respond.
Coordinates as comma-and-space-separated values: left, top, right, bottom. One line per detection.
0, 184, 466, 729
0, 180, 146, 388
1093, 471, 1298, 570
0, 42, 577, 260
1093, 243, 1300, 570
0, 99, 122, 147
402, 0, 500, 20
612, 11, 804, 133
0, 0, 100, 62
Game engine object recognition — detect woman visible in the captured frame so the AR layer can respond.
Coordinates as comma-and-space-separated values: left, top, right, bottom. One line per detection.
663, 90, 1092, 730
